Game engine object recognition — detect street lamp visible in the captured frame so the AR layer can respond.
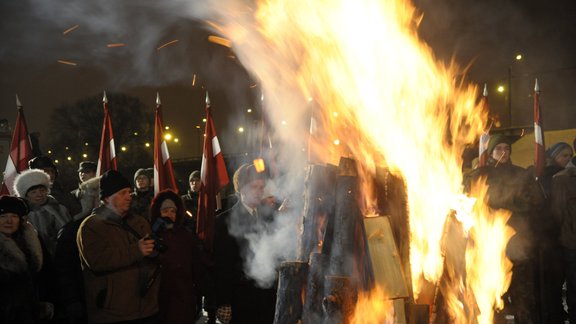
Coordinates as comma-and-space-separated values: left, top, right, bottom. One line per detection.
507, 53, 523, 126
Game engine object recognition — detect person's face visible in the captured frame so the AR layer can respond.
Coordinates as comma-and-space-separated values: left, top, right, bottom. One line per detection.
240, 179, 266, 209
554, 147, 574, 168
491, 143, 511, 164
135, 175, 150, 191
189, 178, 201, 192
79, 170, 96, 183
0, 213, 20, 236
160, 207, 177, 223
42, 167, 56, 185
105, 187, 132, 216
26, 186, 49, 205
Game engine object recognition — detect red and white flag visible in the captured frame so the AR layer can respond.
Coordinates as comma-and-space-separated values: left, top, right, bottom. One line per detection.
478, 84, 490, 167
153, 92, 178, 195
197, 92, 229, 250
1, 95, 33, 195
96, 91, 117, 176
533, 79, 545, 179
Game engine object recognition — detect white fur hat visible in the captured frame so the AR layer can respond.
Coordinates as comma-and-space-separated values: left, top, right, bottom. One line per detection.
13, 169, 51, 197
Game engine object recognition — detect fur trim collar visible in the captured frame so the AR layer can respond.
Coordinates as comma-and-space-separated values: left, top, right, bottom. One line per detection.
0, 222, 43, 273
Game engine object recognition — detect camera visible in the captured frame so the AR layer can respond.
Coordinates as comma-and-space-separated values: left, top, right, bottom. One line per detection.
150, 218, 169, 254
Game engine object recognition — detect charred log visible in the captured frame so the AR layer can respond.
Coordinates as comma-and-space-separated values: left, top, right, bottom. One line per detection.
322, 276, 357, 324
302, 253, 329, 324
273, 261, 309, 324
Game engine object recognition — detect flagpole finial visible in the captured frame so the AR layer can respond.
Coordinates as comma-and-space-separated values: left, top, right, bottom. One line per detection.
15, 94, 22, 108
483, 83, 488, 97
205, 91, 211, 106
103, 91, 108, 103
156, 92, 161, 106
534, 78, 540, 92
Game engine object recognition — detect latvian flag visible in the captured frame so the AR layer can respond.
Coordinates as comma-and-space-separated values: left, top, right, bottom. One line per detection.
96, 91, 117, 176
1, 95, 33, 195
153, 92, 178, 195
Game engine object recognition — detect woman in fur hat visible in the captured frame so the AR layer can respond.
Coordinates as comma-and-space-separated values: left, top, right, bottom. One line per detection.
0, 195, 52, 323
13, 169, 71, 257
150, 189, 206, 324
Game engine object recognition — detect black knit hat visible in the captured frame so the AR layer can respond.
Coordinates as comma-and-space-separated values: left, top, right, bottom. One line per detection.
0, 195, 29, 217
100, 170, 131, 200
28, 156, 57, 170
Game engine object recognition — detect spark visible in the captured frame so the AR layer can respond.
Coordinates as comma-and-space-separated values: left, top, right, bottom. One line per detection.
63, 24, 79, 35
192, 74, 197, 87
156, 39, 179, 50
107, 43, 126, 48
208, 35, 232, 48
57, 60, 77, 66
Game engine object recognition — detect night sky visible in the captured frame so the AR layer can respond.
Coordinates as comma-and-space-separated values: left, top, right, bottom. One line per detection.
1, 0, 575, 160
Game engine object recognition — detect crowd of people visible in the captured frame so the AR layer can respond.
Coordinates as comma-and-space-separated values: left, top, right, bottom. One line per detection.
465, 135, 576, 323
1, 156, 279, 324
2, 135, 576, 323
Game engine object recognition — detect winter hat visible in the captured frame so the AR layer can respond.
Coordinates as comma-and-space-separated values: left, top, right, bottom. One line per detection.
78, 161, 97, 173
100, 170, 131, 200
0, 195, 29, 217
13, 169, 51, 197
28, 156, 57, 173
487, 134, 511, 156
133, 168, 152, 183
189, 170, 201, 181
233, 164, 266, 192
546, 142, 572, 160
160, 199, 177, 210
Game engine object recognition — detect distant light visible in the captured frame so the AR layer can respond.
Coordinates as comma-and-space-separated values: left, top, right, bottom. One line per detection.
164, 133, 172, 141
202, 118, 207, 123
281, 120, 287, 125
195, 125, 201, 129
515, 54, 522, 60
247, 108, 252, 113
165, 126, 170, 130
67, 156, 72, 161
84, 142, 89, 146
497, 85, 505, 93
145, 142, 150, 147
65, 146, 69, 150
82, 153, 88, 158
203, 134, 206, 137
133, 132, 138, 136
238, 127, 244, 133
48, 150, 52, 154
174, 138, 179, 143
121, 146, 127, 152
333, 139, 340, 145
54, 159, 59, 164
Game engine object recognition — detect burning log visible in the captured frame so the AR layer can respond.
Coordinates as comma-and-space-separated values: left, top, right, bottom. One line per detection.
298, 164, 337, 262
327, 159, 361, 277
363, 216, 409, 298
302, 252, 329, 324
273, 261, 309, 324
322, 276, 357, 324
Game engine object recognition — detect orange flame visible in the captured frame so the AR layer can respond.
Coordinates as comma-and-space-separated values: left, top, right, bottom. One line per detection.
350, 285, 395, 324
213, 0, 512, 322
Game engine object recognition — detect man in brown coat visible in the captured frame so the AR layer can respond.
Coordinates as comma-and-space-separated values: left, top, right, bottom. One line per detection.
77, 170, 159, 323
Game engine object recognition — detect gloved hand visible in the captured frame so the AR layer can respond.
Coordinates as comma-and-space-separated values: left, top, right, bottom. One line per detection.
216, 304, 232, 324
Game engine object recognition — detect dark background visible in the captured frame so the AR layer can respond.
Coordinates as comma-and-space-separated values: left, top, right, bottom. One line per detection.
1, 0, 575, 185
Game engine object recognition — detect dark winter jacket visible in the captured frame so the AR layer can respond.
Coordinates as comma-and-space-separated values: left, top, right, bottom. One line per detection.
130, 189, 154, 221
0, 222, 44, 323
26, 195, 71, 257
77, 206, 159, 323
150, 190, 206, 323
551, 167, 576, 249
213, 202, 277, 324
181, 190, 199, 232
465, 162, 544, 261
